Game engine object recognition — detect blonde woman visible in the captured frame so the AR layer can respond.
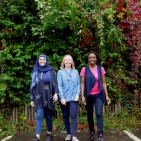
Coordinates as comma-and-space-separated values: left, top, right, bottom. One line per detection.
57, 54, 80, 141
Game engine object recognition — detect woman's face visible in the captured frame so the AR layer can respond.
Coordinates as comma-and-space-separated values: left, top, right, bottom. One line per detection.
64, 55, 72, 68
88, 53, 97, 65
39, 56, 47, 66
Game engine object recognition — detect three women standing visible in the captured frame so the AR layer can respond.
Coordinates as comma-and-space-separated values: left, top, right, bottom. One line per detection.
30, 52, 110, 141
57, 55, 80, 141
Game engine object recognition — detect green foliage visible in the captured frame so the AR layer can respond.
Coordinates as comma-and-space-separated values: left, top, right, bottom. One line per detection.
78, 116, 87, 124
0, 0, 140, 111
0, 2, 141, 140
0, 0, 45, 105
0, 123, 15, 139
104, 111, 141, 130
36, 0, 82, 29
52, 118, 64, 131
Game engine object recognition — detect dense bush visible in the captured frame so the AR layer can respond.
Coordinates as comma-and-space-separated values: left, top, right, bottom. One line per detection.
0, 0, 141, 113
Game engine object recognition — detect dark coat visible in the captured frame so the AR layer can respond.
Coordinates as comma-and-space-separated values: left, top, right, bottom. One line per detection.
30, 69, 58, 110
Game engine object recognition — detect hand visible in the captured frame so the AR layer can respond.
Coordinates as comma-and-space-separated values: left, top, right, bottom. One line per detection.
74, 95, 79, 101
106, 96, 111, 105
61, 99, 66, 105
82, 96, 86, 105
53, 93, 58, 102
31, 101, 34, 107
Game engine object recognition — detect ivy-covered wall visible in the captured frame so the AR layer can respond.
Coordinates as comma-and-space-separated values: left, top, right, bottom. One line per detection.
0, 0, 140, 109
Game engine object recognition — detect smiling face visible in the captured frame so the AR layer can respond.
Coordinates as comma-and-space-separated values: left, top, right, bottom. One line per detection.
88, 53, 97, 66
64, 55, 73, 68
38, 56, 47, 66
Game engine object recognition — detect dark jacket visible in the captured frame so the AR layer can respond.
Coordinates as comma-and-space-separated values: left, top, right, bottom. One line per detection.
30, 69, 58, 110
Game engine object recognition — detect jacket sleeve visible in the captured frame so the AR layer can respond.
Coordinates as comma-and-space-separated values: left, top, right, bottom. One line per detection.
57, 70, 64, 100
30, 72, 36, 101
52, 70, 59, 95
30, 89, 34, 101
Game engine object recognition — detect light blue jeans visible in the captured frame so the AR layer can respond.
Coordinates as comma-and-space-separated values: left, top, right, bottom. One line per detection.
35, 107, 53, 134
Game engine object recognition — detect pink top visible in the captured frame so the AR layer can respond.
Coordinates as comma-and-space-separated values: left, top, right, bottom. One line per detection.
80, 66, 106, 95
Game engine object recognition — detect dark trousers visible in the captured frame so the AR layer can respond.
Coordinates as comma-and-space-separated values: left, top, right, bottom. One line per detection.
60, 101, 78, 136
86, 94, 103, 135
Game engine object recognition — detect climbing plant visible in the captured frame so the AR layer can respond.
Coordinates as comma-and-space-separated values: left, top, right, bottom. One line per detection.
0, 0, 140, 109
116, 0, 141, 97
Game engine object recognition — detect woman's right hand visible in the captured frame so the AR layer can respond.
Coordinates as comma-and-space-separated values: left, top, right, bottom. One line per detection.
61, 99, 66, 105
31, 101, 34, 107
82, 96, 86, 105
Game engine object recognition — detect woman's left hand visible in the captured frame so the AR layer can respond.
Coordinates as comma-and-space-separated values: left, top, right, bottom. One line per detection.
106, 96, 111, 105
53, 93, 58, 102
74, 95, 79, 101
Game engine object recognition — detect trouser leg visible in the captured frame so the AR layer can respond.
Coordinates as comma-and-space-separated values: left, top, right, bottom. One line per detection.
35, 108, 44, 134
60, 102, 71, 134
95, 96, 103, 135
44, 107, 53, 132
70, 101, 78, 136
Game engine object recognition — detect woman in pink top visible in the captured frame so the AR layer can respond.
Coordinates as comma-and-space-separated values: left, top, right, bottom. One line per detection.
80, 51, 111, 141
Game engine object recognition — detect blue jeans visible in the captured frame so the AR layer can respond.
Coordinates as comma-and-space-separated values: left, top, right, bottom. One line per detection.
86, 94, 103, 135
35, 107, 53, 134
60, 101, 78, 136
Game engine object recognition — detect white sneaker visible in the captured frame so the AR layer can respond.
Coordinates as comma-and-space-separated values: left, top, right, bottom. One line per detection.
65, 134, 71, 140
36, 134, 40, 140
72, 136, 79, 141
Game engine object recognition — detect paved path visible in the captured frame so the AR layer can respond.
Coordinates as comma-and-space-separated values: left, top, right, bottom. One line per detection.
2, 129, 141, 141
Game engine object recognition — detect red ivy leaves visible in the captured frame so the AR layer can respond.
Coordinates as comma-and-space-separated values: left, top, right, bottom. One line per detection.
116, 0, 141, 72
77, 32, 93, 48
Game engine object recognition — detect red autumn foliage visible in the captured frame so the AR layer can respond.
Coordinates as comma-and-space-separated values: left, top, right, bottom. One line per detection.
30, 120, 35, 126
78, 33, 93, 48
116, 0, 141, 73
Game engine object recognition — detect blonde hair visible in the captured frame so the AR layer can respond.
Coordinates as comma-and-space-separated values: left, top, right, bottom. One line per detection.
60, 54, 75, 69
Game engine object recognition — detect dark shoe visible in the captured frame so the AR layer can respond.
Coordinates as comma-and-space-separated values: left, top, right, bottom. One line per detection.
98, 134, 104, 141
45, 134, 53, 141
89, 132, 95, 140
32, 137, 40, 141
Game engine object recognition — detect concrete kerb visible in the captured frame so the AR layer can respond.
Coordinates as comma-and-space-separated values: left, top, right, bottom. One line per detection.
1, 136, 13, 141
